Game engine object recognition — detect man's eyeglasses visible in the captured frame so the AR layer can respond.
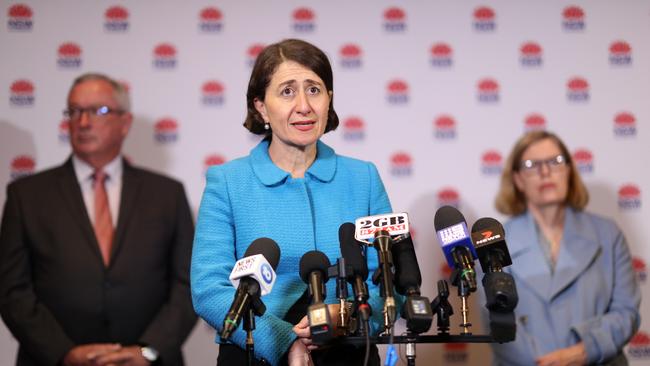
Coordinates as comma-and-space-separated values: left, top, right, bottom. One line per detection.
518, 155, 567, 175
63, 106, 124, 121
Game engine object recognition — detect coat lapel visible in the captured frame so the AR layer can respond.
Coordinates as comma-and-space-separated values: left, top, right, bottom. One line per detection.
507, 213, 553, 301
549, 208, 600, 300
111, 159, 141, 262
56, 158, 104, 264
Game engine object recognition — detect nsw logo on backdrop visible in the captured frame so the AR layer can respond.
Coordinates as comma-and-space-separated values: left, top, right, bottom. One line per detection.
613, 112, 636, 137
199, 7, 223, 33
8, 3, 33, 31
59, 120, 70, 143
609, 41, 632, 66
340, 44, 362, 69
520, 42, 542, 67
383, 7, 406, 32
386, 79, 409, 105
390, 152, 412, 177
154, 118, 179, 143
481, 150, 502, 175
444, 343, 468, 363
104, 6, 129, 32
437, 188, 460, 209
57, 42, 82, 69
204, 154, 226, 170
566, 77, 589, 102
430, 43, 453, 68
247, 43, 265, 67
572, 149, 593, 174
10, 79, 35, 106
433, 115, 456, 140
632, 257, 647, 283
618, 184, 641, 210
473, 6, 495, 32
627, 332, 650, 360
201, 80, 225, 106
342, 116, 365, 141
11, 155, 35, 181
292, 7, 315, 32
524, 113, 546, 132
153, 43, 177, 69
562, 6, 585, 31
477, 78, 499, 103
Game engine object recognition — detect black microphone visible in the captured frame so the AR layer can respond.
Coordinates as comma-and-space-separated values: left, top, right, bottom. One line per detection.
434, 205, 478, 292
299, 250, 333, 344
470, 217, 518, 342
392, 235, 433, 334
338, 222, 371, 332
392, 235, 422, 296
221, 238, 280, 340
470, 217, 513, 273
470, 217, 518, 312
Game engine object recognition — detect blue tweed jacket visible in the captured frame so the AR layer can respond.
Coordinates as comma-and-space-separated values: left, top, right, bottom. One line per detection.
191, 139, 393, 365
488, 208, 641, 365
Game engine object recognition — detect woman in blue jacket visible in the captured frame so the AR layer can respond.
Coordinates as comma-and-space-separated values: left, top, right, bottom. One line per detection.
191, 39, 392, 366
491, 131, 641, 365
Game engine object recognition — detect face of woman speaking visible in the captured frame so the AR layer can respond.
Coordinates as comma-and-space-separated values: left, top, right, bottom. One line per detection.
513, 138, 570, 209
254, 61, 331, 151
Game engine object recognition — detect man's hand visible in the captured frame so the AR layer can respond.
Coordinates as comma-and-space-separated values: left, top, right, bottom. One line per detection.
92, 345, 151, 366
536, 342, 587, 366
62, 344, 121, 366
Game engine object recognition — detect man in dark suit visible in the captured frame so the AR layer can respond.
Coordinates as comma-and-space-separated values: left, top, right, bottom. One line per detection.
0, 73, 197, 365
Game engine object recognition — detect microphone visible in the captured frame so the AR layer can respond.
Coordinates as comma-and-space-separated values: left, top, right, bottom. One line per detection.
392, 235, 433, 334
470, 217, 513, 273
221, 238, 280, 340
392, 235, 422, 296
373, 230, 397, 330
338, 222, 371, 332
470, 217, 518, 342
300, 250, 333, 344
433, 205, 478, 292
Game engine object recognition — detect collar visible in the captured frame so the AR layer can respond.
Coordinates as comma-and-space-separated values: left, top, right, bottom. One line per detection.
250, 139, 337, 186
72, 154, 123, 184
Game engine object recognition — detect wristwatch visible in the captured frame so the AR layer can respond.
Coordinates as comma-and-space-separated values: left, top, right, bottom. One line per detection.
141, 346, 160, 363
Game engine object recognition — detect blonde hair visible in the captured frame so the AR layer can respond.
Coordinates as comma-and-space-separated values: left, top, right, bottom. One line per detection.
495, 131, 589, 216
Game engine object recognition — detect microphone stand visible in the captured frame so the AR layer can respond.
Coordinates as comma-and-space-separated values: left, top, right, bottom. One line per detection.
243, 307, 255, 366
328, 257, 351, 335
372, 231, 396, 334
450, 268, 473, 335
240, 288, 267, 366
430, 280, 454, 334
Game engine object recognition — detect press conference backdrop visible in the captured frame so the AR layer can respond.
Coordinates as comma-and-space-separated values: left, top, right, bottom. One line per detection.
1, 0, 648, 364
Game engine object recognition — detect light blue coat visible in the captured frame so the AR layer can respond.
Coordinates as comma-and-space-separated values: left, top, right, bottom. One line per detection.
191, 139, 393, 365
489, 208, 641, 365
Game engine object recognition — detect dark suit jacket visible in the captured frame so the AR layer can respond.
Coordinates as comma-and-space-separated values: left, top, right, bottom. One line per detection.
0, 158, 197, 365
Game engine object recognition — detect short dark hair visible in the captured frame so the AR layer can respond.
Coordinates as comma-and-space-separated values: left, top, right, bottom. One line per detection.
495, 130, 589, 216
243, 39, 339, 136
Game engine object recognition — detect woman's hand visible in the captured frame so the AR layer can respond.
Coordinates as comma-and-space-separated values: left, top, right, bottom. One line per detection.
536, 342, 587, 366
287, 339, 314, 366
293, 316, 317, 351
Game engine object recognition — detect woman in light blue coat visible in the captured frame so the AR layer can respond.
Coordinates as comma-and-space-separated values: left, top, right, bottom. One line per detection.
490, 131, 640, 365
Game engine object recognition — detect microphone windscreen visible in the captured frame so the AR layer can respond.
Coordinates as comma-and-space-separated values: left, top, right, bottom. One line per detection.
244, 237, 281, 270
339, 222, 369, 279
434, 205, 466, 230
472, 217, 503, 233
392, 235, 422, 295
299, 250, 331, 284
